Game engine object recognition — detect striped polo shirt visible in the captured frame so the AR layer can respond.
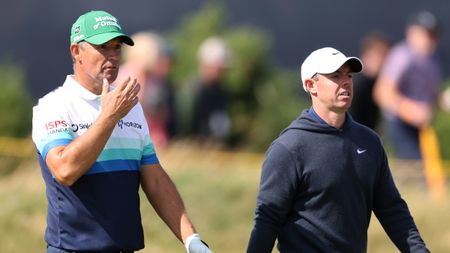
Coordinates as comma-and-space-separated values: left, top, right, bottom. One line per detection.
32, 75, 159, 251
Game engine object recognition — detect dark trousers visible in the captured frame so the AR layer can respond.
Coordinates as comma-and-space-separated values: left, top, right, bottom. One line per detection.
47, 245, 134, 253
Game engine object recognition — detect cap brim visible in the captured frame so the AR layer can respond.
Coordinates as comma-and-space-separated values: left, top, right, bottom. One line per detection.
319, 57, 363, 74
84, 32, 134, 46
346, 57, 363, 73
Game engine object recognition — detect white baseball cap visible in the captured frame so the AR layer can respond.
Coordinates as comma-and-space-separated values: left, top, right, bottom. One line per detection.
300, 47, 363, 92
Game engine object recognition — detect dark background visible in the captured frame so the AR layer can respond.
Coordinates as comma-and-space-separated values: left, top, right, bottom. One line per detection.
1, 0, 449, 100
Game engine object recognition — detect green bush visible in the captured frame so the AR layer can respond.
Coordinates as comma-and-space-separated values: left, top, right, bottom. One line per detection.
433, 88, 450, 161
168, 3, 306, 150
242, 70, 309, 150
168, 2, 228, 135
0, 62, 32, 137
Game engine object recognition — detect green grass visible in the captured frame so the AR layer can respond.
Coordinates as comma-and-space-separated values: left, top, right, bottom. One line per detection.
1, 157, 449, 253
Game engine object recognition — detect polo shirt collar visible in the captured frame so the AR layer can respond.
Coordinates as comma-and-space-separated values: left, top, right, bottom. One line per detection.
63, 75, 100, 101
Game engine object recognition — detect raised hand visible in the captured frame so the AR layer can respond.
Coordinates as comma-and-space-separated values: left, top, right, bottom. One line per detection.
100, 77, 140, 122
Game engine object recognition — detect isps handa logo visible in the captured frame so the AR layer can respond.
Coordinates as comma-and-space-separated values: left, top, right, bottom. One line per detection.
45, 120, 70, 134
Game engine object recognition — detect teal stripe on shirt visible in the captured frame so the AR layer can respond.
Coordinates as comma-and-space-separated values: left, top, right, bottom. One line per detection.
104, 137, 142, 149
97, 148, 142, 162
104, 136, 156, 155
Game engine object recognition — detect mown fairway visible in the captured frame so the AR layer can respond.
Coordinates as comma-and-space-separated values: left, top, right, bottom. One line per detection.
1, 145, 449, 253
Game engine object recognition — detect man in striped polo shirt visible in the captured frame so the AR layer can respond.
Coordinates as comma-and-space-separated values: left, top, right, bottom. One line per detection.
32, 10, 211, 253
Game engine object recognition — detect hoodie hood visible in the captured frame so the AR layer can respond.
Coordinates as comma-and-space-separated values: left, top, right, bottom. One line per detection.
281, 108, 354, 135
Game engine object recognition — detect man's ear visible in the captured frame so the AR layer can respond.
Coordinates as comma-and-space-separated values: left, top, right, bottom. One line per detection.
70, 43, 81, 62
305, 79, 317, 94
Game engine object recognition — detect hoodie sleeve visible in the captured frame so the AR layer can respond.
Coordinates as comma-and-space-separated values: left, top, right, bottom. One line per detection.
373, 150, 429, 253
247, 141, 300, 253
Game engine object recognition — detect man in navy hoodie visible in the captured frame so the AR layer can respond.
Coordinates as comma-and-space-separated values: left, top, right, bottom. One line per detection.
247, 47, 429, 253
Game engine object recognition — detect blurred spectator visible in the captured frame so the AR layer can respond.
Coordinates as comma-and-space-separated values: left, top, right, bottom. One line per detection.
349, 31, 391, 130
117, 31, 177, 148
373, 11, 444, 175
190, 36, 232, 143
439, 86, 450, 112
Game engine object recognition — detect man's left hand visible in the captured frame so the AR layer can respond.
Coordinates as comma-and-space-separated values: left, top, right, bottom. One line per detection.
185, 233, 212, 253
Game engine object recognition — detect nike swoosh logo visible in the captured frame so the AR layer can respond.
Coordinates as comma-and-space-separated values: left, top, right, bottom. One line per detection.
332, 51, 340, 55
357, 148, 367, 154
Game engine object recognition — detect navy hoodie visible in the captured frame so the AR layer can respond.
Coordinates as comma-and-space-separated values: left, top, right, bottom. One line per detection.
247, 108, 429, 253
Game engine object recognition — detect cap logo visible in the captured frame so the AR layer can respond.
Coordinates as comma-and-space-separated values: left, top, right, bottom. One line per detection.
332, 51, 340, 55
95, 15, 117, 23
92, 15, 121, 30
74, 26, 80, 34
73, 34, 85, 42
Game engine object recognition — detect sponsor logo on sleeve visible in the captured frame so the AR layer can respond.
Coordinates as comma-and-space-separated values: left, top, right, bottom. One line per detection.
44, 120, 71, 134
71, 122, 92, 132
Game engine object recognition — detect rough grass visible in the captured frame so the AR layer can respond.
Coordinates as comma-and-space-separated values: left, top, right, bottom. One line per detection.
1, 151, 449, 253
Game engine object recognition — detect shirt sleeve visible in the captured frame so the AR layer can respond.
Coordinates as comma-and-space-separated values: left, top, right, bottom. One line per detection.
379, 44, 411, 86
32, 102, 73, 160
141, 133, 159, 165
373, 150, 430, 253
138, 105, 160, 166
247, 141, 299, 253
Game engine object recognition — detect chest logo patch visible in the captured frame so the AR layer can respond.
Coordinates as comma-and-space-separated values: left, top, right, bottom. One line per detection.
357, 148, 367, 154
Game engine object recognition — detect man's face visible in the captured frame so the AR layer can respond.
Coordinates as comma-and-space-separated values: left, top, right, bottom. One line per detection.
407, 25, 437, 56
77, 38, 123, 85
200, 63, 225, 84
313, 64, 354, 114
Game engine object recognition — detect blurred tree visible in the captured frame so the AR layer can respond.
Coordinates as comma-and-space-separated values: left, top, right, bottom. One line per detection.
168, 2, 227, 136
170, 2, 227, 86
167, 2, 310, 151
433, 80, 450, 160
223, 27, 273, 146
0, 62, 32, 137
243, 70, 308, 150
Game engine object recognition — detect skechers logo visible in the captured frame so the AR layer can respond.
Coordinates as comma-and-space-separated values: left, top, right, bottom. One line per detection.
357, 148, 367, 154
71, 123, 92, 132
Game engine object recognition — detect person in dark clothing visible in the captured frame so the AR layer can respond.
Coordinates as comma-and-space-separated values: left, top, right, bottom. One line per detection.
247, 47, 429, 253
192, 81, 229, 138
349, 32, 391, 130
191, 37, 232, 142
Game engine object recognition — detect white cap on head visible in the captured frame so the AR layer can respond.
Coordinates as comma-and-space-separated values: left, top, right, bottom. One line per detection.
300, 47, 363, 92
